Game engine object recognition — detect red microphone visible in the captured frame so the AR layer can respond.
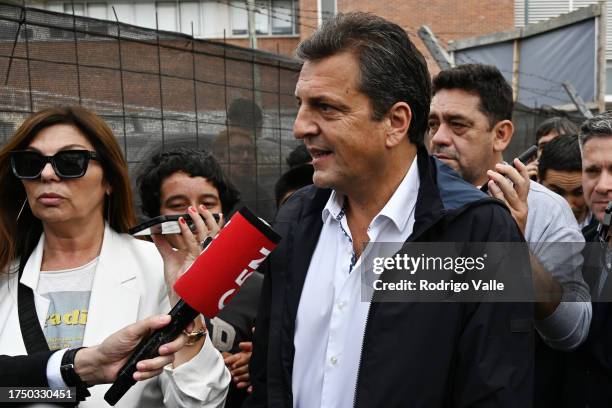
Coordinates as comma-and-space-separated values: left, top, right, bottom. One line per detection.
174, 206, 278, 315
104, 207, 280, 405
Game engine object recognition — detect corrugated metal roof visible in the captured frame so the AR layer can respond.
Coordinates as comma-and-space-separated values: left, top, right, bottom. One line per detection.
515, 0, 611, 58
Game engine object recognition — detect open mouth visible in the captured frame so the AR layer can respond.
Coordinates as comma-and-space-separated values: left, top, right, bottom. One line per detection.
309, 147, 333, 162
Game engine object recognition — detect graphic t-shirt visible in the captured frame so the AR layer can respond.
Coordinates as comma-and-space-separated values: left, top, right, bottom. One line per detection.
37, 258, 97, 350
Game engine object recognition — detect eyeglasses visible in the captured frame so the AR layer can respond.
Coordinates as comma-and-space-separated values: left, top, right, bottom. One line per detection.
10, 150, 99, 179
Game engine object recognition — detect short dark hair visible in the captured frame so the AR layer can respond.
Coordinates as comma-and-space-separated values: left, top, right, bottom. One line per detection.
274, 164, 314, 207
227, 98, 263, 129
538, 134, 582, 180
432, 64, 513, 129
296, 12, 431, 146
137, 147, 240, 217
578, 110, 612, 147
535, 117, 578, 143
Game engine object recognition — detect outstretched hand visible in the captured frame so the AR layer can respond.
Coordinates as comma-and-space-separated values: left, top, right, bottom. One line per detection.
74, 314, 192, 385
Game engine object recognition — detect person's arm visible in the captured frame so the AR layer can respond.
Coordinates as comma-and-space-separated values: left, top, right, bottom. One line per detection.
488, 163, 591, 349
151, 207, 231, 407
158, 330, 230, 408
487, 160, 564, 319
152, 206, 221, 368
530, 224, 591, 350
0, 314, 190, 388
0, 351, 55, 387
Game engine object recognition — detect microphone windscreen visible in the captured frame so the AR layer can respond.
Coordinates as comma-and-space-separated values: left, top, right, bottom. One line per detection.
173, 207, 280, 317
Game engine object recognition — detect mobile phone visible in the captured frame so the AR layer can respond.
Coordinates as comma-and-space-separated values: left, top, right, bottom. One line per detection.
516, 145, 538, 166
129, 213, 221, 236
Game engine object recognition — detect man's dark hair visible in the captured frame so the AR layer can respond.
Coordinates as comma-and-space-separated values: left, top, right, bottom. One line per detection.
296, 12, 431, 146
137, 147, 240, 217
286, 144, 311, 168
535, 117, 578, 143
274, 164, 314, 207
538, 134, 582, 180
432, 64, 513, 129
227, 98, 263, 129
578, 110, 612, 147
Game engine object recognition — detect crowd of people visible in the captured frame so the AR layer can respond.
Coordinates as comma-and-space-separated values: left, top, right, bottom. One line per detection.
0, 10, 611, 408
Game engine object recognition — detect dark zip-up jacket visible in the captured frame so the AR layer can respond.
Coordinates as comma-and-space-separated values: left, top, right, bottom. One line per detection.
560, 226, 612, 407
246, 147, 534, 408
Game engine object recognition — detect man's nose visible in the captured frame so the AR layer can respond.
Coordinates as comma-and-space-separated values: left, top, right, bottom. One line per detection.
594, 169, 612, 195
430, 124, 452, 147
293, 106, 318, 140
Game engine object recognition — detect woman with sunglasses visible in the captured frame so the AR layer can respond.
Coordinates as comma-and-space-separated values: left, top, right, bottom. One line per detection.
0, 106, 229, 407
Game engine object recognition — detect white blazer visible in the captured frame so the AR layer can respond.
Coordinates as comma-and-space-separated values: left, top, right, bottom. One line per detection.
0, 224, 230, 407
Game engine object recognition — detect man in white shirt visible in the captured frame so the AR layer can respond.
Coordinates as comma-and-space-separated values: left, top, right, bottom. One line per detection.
246, 12, 533, 408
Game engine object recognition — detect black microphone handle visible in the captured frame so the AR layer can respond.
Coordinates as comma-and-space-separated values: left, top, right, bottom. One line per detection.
104, 299, 200, 406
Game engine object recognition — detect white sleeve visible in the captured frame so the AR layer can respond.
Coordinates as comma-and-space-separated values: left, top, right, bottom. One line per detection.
159, 332, 230, 407
46, 349, 68, 389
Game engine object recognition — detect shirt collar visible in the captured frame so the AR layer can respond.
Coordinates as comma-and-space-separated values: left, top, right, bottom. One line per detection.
320, 158, 420, 232
322, 189, 346, 224
376, 158, 419, 232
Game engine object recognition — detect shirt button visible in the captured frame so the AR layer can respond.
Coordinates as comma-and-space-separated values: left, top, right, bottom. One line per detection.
337, 301, 346, 310
330, 356, 338, 365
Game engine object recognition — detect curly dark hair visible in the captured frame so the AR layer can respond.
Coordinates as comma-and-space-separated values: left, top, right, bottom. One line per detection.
137, 147, 240, 217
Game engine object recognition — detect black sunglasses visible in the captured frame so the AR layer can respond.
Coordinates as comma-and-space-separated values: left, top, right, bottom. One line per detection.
10, 150, 99, 179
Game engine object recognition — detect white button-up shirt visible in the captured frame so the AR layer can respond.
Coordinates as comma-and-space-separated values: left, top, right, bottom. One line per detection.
292, 159, 420, 408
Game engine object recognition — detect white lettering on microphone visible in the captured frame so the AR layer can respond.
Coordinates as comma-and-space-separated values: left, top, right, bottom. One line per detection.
218, 247, 271, 310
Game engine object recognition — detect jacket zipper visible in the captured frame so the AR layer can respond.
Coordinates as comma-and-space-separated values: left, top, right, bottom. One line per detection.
353, 299, 373, 408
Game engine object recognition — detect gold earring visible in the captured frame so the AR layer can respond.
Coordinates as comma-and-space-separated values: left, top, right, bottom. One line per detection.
16, 198, 28, 222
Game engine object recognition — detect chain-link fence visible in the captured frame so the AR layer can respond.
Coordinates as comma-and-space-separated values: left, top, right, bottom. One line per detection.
0, 2, 301, 221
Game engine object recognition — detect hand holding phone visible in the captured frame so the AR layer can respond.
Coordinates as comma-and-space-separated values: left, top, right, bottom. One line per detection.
130, 213, 221, 236
515, 145, 538, 181
147, 206, 224, 305
516, 145, 538, 166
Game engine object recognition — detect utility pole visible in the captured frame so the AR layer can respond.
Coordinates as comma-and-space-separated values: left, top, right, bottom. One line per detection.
247, 0, 257, 49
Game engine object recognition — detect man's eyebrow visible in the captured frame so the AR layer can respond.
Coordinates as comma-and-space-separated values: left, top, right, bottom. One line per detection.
441, 112, 472, 124
583, 163, 601, 171
299, 94, 350, 110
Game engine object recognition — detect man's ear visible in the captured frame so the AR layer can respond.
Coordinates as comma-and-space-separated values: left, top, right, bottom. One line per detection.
385, 101, 412, 148
492, 119, 513, 153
